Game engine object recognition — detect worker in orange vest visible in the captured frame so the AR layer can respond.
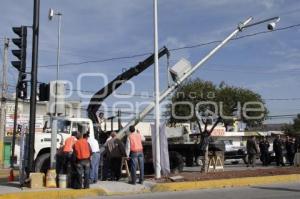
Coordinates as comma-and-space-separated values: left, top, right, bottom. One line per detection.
73, 133, 91, 189
62, 131, 78, 175
126, 125, 144, 185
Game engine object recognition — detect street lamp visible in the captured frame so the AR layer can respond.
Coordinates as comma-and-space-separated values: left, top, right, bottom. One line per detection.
48, 8, 62, 169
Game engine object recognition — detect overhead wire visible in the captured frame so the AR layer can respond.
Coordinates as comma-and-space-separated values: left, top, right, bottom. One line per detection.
38, 23, 300, 68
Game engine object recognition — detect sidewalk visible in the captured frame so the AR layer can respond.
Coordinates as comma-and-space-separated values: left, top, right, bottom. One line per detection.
0, 173, 299, 199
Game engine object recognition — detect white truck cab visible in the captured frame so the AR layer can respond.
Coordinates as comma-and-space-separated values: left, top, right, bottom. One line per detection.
34, 117, 95, 172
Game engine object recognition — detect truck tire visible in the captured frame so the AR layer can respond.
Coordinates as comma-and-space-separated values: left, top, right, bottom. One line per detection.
185, 156, 194, 167
169, 151, 184, 174
196, 156, 203, 166
35, 153, 50, 173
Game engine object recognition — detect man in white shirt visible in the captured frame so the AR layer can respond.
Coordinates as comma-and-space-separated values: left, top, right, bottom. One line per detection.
87, 133, 100, 183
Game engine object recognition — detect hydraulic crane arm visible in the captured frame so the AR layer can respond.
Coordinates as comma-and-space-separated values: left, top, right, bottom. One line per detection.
87, 46, 170, 125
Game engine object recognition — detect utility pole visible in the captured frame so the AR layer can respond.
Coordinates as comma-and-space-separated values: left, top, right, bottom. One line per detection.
0, 38, 9, 168
153, 0, 161, 179
27, 0, 40, 174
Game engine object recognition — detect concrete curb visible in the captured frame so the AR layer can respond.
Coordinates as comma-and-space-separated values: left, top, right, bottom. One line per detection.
151, 174, 300, 192
1, 174, 300, 198
0, 188, 107, 199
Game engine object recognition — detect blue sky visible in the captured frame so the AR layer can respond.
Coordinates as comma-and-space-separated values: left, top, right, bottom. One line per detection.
1, 0, 300, 124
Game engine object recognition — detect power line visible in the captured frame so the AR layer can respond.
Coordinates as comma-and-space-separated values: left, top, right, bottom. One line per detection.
267, 114, 298, 119
265, 98, 300, 101
67, 88, 300, 101
38, 23, 300, 68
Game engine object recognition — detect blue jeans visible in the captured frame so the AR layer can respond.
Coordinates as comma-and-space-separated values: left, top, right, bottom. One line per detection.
90, 152, 100, 182
129, 152, 144, 184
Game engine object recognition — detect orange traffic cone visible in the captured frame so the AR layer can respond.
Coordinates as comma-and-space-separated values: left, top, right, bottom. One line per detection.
8, 169, 14, 182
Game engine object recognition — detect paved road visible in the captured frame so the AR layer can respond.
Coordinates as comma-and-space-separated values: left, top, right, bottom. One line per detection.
84, 182, 300, 199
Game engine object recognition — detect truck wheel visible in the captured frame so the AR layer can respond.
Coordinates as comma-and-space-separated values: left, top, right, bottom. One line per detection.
185, 156, 194, 167
196, 156, 203, 166
35, 153, 50, 173
169, 151, 184, 174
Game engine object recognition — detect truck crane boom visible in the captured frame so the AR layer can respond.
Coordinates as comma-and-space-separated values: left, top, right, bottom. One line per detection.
87, 47, 169, 125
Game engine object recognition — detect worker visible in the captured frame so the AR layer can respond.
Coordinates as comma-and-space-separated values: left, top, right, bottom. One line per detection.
86, 132, 100, 184
62, 131, 78, 175
106, 131, 126, 181
273, 135, 285, 166
246, 136, 259, 167
295, 137, 300, 152
126, 125, 144, 185
286, 136, 296, 166
73, 133, 91, 189
259, 137, 270, 166
101, 135, 113, 181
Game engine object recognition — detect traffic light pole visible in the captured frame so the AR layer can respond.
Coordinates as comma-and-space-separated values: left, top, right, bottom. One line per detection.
27, 0, 40, 174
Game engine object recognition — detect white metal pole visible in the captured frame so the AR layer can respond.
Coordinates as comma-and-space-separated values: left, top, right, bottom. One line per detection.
54, 13, 61, 115
51, 12, 61, 169
50, 118, 57, 169
154, 0, 161, 179
57, 13, 61, 81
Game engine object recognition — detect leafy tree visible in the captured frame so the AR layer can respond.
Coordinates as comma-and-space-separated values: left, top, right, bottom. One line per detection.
168, 78, 267, 130
293, 114, 300, 133
283, 114, 300, 135
282, 123, 294, 135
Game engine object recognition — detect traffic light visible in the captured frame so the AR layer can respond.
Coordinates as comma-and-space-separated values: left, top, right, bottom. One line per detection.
17, 73, 27, 99
39, 83, 50, 101
11, 26, 27, 72
17, 124, 22, 134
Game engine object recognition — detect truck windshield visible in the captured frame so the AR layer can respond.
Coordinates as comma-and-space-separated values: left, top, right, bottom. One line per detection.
57, 119, 71, 134
71, 122, 90, 136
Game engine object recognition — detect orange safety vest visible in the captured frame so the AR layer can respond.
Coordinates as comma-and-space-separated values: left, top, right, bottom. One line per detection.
129, 132, 143, 153
73, 138, 91, 160
63, 136, 77, 153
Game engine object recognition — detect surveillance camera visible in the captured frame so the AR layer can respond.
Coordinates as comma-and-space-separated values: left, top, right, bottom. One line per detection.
267, 22, 276, 30
48, 8, 54, 20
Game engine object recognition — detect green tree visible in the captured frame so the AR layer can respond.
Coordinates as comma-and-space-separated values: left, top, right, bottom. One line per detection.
284, 114, 300, 135
168, 78, 267, 130
293, 114, 300, 133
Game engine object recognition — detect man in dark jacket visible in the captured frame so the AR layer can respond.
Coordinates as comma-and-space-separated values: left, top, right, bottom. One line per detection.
106, 132, 126, 181
295, 137, 300, 153
246, 136, 259, 167
286, 136, 296, 166
259, 137, 270, 166
273, 135, 285, 166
